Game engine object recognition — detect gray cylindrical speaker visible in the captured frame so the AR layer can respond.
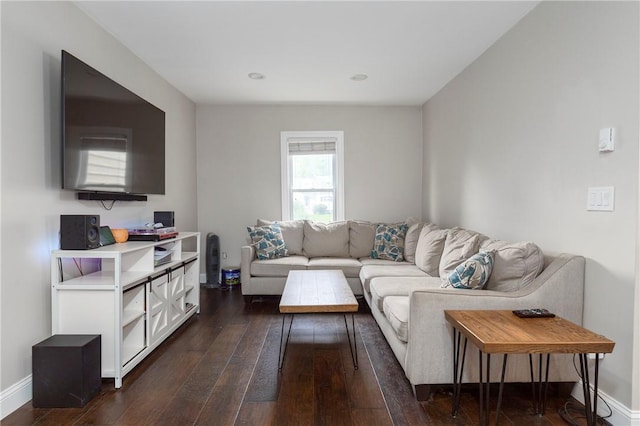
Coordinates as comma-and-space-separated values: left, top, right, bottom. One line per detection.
205, 233, 220, 286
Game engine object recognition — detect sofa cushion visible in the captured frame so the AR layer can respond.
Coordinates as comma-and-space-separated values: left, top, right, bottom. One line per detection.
307, 257, 362, 278
370, 277, 439, 312
257, 219, 304, 255
382, 296, 410, 343
441, 251, 495, 290
438, 228, 482, 278
359, 264, 427, 293
250, 255, 308, 276
303, 221, 349, 257
480, 240, 545, 291
370, 223, 409, 262
247, 223, 288, 260
414, 226, 447, 276
349, 220, 375, 258
403, 222, 424, 263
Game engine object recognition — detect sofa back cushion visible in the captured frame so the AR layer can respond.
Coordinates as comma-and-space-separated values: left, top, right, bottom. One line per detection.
403, 222, 425, 263
480, 239, 544, 291
438, 228, 482, 278
303, 221, 350, 257
257, 219, 304, 255
349, 220, 376, 258
414, 226, 447, 276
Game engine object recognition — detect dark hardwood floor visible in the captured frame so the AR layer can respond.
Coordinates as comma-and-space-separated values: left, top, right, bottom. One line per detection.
5, 287, 591, 425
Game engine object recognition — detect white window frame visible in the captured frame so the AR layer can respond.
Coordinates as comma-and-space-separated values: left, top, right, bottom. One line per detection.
281, 131, 344, 221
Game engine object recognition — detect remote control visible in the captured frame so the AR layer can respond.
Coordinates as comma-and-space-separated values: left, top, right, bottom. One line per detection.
512, 308, 555, 318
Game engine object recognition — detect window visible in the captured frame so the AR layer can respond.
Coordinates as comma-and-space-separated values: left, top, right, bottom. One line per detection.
281, 131, 344, 221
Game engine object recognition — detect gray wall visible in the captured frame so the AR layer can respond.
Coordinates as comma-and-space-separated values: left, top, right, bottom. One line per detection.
196, 105, 423, 270
0, 0, 197, 404
423, 1, 638, 409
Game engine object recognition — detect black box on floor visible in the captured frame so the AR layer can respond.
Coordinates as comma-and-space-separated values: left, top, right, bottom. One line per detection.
32, 334, 101, 408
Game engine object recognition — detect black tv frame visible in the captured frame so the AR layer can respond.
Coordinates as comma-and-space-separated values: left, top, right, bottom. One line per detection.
61, 50, 165, 202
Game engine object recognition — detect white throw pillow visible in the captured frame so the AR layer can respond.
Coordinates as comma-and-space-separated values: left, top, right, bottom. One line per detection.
438, 228, 481, 278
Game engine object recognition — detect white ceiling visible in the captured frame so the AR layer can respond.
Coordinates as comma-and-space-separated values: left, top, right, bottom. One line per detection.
75, 1, 539, 106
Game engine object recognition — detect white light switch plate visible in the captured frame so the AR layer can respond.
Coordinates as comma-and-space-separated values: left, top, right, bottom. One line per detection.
587, 186, 615, 211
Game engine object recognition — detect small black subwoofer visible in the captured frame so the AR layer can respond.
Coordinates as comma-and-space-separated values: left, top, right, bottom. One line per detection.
60, 215, 100, 250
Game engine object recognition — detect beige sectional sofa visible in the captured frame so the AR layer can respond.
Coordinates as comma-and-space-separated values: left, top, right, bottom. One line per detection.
241, 219, 585, 399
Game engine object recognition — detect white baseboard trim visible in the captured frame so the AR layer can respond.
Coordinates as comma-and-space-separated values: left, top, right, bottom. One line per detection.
0, 375, 32, 420
571, 380, 639, 425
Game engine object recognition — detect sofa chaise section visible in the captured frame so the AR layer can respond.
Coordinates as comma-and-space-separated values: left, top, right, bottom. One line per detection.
365, 252, 585, 398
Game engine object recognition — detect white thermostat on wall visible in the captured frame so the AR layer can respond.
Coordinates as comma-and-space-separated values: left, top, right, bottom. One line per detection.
598, 127, 615, 152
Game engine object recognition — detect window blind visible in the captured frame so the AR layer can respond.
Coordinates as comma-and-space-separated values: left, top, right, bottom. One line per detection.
287, 140, 336, 155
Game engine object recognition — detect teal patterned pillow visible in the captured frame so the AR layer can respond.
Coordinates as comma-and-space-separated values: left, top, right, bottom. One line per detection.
441, 251, 494, 290
370, 223, 409, 262
247, 223, 288, 260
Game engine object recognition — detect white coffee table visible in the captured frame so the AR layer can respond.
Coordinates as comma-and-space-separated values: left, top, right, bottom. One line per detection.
278, 270, 359, 371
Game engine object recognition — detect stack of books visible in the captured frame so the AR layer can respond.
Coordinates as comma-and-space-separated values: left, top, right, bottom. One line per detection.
154, 247, 172, 267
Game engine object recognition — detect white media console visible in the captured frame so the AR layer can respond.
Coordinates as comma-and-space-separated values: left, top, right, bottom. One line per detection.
50, 232, 200, 388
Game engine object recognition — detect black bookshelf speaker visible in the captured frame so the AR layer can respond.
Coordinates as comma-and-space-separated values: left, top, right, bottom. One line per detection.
60, 215, 100, 250
206, 233, 220, 285
154, 211, 174, 227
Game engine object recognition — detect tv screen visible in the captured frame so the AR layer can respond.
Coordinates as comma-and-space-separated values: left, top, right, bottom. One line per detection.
61, 50, 165, 195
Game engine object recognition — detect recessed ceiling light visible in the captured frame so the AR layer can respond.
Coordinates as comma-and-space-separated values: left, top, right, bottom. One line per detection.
350, 74, 368, 81
248, 72, 265, 80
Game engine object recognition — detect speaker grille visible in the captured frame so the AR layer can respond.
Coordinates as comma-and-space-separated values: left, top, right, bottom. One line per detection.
60, 215, 100, 250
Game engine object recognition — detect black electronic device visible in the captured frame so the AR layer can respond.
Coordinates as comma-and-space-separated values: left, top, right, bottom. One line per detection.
60, 215, 100, 250
32, 334, 101, 407
154, 211, 175, 228
206, 233, 220, 286
61, 50, 166, 199
512, 308, 555, 318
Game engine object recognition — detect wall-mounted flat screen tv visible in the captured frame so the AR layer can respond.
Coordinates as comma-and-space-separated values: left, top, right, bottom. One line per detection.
61, 50, 165, 196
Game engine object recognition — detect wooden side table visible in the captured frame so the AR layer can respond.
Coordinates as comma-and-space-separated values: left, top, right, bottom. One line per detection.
444, 310, 614, 426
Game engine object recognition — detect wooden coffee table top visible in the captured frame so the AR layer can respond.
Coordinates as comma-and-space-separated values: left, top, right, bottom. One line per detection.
445, 310, 615, 355
279, 270, 358, 314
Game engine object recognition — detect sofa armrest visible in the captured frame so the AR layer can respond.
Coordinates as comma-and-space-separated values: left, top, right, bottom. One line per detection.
403, 254, 585, 385
241, 245, 254, 293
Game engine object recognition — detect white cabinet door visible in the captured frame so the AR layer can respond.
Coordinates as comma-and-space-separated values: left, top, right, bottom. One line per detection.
168, 267, 185, 325
148, 273, 170, 345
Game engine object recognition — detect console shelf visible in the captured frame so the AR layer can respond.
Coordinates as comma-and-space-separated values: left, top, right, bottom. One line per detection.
51, 232, 201, 388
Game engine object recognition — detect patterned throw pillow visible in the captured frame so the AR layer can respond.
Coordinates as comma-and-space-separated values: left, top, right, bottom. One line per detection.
370, 223, 409, 262
441, 251, 495, 290
247, 223, 288, 260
